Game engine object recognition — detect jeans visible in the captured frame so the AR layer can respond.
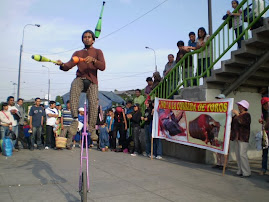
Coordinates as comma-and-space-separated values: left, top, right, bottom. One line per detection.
99, 132, 109, 149
32, 126, 42, 148
145, 124, 152, 155
46, 125, 55, 148
133, 126, 145, 154
12, 126, 18, 148
262, 148, 268, 172
234, 26, 244, 49
113, 123, 127, 149
1, 126, 10, 139
153, 138, 162, 157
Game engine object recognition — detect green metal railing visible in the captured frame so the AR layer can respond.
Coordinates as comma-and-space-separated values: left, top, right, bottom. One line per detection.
150, 0, 269, 99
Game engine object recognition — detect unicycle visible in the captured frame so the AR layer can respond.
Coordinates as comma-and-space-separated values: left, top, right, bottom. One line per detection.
79, 100, 89, 201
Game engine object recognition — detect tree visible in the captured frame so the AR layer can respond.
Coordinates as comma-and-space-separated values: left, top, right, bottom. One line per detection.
55, 95, 64, 104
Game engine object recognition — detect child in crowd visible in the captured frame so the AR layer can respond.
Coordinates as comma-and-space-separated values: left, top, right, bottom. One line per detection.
99, 120, 109, 152
23, 120, 31, 149
227, 0, 244, 49
53, 118, 61, 137
106, 109, 115, 151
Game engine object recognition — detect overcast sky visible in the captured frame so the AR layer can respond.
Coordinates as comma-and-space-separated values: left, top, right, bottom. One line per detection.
0, 0, 263, 102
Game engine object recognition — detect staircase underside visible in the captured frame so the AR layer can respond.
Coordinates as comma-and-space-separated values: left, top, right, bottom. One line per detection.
204, 18, 269, 94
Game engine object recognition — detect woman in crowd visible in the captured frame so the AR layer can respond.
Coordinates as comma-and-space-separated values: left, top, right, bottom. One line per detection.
258, 97, 269, 175
231, 100, 251, 177
0, 103, 13, 139
196, 27, 211, 78
142, 100, 153, 157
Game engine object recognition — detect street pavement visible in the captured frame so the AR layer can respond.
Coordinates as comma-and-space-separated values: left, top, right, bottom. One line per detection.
0, 147, 269, 202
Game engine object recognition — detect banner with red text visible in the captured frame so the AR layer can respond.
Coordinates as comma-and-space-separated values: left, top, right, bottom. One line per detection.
152, 98, 234, 155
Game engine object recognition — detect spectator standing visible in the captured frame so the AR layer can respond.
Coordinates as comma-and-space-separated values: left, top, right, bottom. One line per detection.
134, 89, 145, 106
45, 101, 58, 149
145, 77, 153, 98
163, 54, 176, 77
106, 109, 115, 150
7, 96, 19, 150
152, 72, 162, 90
15, 98, 27, 149
113, 106, 127, 152
73, 107, 85, 148
142, 100, 153, 157
128, 104, 144, 156
95, 103, 103, 150
196, 27, 211, 78
188, 32, 197, 48
177, 41, 193, 87
153, 101, 162, 159
23, 120, 31, 149
231, 100, 251, 177
258, 97, 269, 176
29, 98, 45, 150
0, 103, 12, 139
56, 102, 62, 118
227, 0, 244, 49
212, 94, 227, 169
61, 100, 73, 150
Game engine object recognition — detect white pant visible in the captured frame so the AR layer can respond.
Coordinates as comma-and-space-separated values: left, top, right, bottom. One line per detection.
235, 140, 251, 176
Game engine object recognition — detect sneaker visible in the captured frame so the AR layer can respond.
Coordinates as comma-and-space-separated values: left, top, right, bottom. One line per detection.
105, 146, 109, 152
45, 146, 49, 150
156, 156, 162, 160
142, 152, 147, 157
123, 148, 128, 153
101, 148, 106, 152
13, 149, 19, 152
69, 119, 79, 136
72, 144, 75, 148
131, 152, 138, 157
90, 144, 94, 148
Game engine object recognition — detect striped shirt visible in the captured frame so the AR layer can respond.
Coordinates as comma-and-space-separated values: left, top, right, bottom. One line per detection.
62, 109, 72, 126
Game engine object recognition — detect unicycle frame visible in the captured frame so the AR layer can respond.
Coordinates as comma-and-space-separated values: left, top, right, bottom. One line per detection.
79, 101, 90, 194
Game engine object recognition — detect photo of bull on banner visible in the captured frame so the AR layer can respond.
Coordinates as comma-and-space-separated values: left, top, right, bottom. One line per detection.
152, 97, 234, 175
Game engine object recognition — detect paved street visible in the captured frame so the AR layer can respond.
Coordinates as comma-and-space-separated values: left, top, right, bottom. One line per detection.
0, 148, 269, 202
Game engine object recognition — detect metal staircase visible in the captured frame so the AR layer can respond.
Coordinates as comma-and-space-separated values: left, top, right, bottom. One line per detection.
150, 0, 269, 99
206, 17, 269, 95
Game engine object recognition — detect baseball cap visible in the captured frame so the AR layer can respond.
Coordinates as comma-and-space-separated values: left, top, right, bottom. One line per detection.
215, 94, 226, 99
79, 107, 84, 112
261, 97, 269, 105
134, 103, 140, 107
56, 102, 61, 106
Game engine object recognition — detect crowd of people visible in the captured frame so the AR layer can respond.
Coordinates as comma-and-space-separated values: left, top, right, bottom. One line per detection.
0, 90, 162, 159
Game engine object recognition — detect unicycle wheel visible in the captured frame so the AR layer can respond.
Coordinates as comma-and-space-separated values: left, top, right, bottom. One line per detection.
80, 171, 87, 201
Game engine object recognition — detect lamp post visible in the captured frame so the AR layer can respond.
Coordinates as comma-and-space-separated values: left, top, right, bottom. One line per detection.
17, 24, 40, 100
208, 0, 213, 35
42, 65, 50, 102
145, 46, 157, 72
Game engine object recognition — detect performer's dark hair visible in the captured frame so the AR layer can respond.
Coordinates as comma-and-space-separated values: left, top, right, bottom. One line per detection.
82, 30, 95, 41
